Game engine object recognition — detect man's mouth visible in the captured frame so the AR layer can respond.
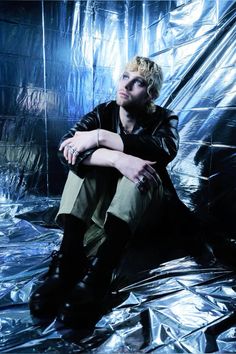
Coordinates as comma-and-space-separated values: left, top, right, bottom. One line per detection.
118, 91, 129, 99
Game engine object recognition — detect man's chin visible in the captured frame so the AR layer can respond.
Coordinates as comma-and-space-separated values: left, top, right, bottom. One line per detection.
116, 98, 131, 108
116, 98, 125, 106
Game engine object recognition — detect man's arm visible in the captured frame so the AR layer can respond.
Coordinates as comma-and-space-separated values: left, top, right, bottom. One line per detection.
83, 148, 158, 186
121, 111, 179, 166
59, 126, 159, 186
58, 102, 123, 170
59, 129, 124, 165
58, 105, 179, 174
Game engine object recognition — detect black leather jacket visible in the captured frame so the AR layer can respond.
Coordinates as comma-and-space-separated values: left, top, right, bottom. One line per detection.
58, 100, 179, 195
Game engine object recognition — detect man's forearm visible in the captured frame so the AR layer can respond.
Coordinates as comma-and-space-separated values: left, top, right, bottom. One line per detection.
82, 129, 125, 168
98, 129, 124, 152
82, 147, 158, 186
82, 148, 123, 168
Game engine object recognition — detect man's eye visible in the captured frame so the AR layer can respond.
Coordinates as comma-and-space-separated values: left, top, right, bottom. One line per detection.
122, 74, 129, 80
135, 80, 146, 87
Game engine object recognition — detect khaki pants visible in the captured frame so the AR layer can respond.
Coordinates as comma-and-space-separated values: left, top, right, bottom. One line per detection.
56, 168, 163, 235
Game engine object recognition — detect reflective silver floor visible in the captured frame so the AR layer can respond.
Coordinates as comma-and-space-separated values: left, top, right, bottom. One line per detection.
1, 198, 236, 353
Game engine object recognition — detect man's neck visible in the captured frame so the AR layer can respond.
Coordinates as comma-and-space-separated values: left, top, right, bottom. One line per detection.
119, 106, 136, 133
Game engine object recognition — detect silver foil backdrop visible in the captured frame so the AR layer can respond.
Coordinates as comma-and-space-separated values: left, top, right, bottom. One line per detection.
0, 0, 235, 234
1, 2, 236, 353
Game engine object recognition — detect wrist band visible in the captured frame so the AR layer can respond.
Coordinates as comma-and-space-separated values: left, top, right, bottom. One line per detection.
97, 129, 100, 148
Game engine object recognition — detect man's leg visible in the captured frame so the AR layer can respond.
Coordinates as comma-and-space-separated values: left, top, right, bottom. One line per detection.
106, 174, 164, 234
58, 174, 163, 327
29, 169, 115, 319
29, 214, 88, 318
85, 175, 164, 290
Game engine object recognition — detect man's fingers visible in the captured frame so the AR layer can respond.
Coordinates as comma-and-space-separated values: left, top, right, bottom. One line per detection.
144, 161, 157, 173
147, 161, 157, 166
137, 161, 160, 188
149, 172, 161, 186
63, 145, 69, 160
63, 145, 79, 165
59, 138, 73, 151
59, 141, 67, 151
143, 170, 160, 186
71, 150, 79, 165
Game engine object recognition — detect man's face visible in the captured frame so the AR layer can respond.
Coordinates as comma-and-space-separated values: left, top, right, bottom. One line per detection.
116, 70, 150, 110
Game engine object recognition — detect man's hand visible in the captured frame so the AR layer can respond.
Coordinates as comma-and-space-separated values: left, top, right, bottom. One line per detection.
82, 147, 160, 192
59, 130, 97, 165
114, 153, 160, 192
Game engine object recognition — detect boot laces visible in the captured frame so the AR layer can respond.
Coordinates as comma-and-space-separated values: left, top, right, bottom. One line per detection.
47, 250, 62, 277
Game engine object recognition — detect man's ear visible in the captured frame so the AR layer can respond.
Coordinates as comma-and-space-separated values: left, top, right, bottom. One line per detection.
145, 94, 153, 103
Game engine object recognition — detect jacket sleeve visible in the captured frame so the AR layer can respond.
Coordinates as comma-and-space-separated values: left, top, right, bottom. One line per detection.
57, 105, 102, 174
120, 110, 179, 167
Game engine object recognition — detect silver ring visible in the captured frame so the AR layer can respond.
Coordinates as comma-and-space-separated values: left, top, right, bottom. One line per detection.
136, 180, 144, 192
73, 150, 78, 156
68, 146, 76, 154
140, 176, 147, 184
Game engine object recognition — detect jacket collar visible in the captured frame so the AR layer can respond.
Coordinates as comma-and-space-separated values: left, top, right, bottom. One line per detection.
110, 100, 166, 131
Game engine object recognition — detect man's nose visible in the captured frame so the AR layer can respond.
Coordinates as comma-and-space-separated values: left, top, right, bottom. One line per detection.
125, 80, 133, 91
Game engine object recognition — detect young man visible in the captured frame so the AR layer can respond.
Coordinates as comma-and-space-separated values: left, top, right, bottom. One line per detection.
29, 56, 179, 327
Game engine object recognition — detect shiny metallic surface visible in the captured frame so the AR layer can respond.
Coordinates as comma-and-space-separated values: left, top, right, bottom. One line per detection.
0, 0, 236, 352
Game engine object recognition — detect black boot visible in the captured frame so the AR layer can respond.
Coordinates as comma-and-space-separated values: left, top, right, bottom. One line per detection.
29, 215, 89, 319
57, 215, 131, 328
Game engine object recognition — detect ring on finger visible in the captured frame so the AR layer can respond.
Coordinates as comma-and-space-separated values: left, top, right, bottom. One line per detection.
68, 145, 75, 154
136, 180, 145, 192
140, 176, 147, 184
